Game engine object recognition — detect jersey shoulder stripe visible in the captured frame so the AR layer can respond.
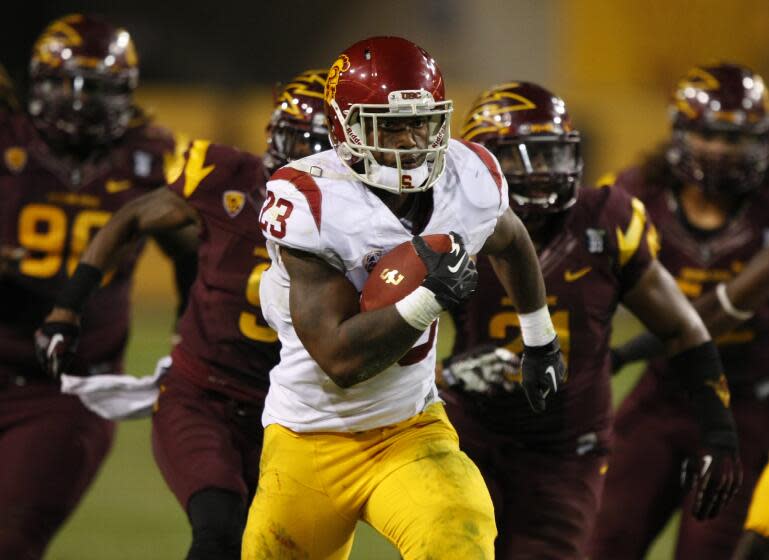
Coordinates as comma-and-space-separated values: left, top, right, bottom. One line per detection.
456, 138, 503, 197
271, 167, 323, 233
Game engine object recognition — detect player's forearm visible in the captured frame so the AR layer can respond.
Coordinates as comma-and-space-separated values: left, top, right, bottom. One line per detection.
80, 205, 143, 271
690, 248, 769, 338
50, 206, 147, 314
82, 191, 198, 272
301, 304, 423, 388
620, 261, 710, 364
487, 228, 547, 313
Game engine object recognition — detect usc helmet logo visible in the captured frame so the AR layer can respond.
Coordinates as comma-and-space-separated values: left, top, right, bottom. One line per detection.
325, 55, 350, 104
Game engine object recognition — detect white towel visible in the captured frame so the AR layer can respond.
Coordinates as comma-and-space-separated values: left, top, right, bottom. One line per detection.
60, 356, 171, 420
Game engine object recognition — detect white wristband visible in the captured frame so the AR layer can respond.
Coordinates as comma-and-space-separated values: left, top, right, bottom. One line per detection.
715, 282, 754, 321
395, 286, 444, 331
518, 305, 556, 347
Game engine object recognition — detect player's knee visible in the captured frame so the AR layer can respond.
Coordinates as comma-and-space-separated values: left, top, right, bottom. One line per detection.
733, 530, 769, 560
416, 505, 496, 560
186, 488, 246, 560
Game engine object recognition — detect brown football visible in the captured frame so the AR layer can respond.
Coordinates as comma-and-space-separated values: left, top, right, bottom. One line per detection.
360, 234, 452, 311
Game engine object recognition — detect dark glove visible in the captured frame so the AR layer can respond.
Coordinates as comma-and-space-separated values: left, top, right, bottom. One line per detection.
412, 231, 478, 310
34, 321, 80, 380
442, 344, 520, 396
682, 430, 742, 520
520, 336, 566, 413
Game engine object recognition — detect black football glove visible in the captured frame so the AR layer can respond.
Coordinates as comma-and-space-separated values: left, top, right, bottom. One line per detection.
442, 344, 520, 396
412, 231, 478, 310
681, 430, 742, 520
520, 336, 567, 413
34, 321, 80, 380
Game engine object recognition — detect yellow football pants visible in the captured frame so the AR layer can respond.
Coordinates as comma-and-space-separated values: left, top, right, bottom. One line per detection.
242, 403, 496, 560
745, 462, 769, 538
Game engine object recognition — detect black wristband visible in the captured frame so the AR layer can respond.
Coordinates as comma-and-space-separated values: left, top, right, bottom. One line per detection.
523, 336, 560, 357
671, 341, 737, 445
55, 263, 103, 313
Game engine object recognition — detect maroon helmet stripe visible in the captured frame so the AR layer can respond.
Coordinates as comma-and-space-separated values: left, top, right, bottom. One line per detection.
457, 139, 503, 200
272, 167, 322, 232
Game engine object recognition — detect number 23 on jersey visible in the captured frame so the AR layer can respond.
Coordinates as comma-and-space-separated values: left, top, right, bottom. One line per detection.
258, 192, 294, 239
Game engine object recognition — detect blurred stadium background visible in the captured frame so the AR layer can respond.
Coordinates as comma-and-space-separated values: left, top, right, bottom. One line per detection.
3, 0, 768, 558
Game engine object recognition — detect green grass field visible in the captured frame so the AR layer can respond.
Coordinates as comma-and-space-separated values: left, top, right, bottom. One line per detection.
45, 303, 679, 559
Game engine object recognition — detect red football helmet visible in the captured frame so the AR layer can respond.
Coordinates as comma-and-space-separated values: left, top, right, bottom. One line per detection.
461, 82, 582, 214
28, 14, 139, 149
667, 63, 769, 195
324, 36, 452, 193
264, 68, 331, 174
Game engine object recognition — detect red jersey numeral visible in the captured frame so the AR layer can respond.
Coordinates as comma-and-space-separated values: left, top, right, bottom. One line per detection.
259, 192, 294, 239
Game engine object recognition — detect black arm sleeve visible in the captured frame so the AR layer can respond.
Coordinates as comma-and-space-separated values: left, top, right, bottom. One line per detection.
172, 250, 198, 319
611, 331, 666, 373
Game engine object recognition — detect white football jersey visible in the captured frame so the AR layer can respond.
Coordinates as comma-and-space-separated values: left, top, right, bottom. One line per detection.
259, 139, 509, 432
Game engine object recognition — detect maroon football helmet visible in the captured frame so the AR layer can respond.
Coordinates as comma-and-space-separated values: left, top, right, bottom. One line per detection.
461, 81, 582, 214
667, 63, 769, 195
264, 69, 331, 174
324, 36, 452, 193
28, 14, 139, 150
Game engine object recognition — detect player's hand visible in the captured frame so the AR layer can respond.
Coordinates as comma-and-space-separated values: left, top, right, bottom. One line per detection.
34, 308, 81, 380
520, 336, 566, 413
412, 231, 477, 310
682, 432, 742, 520
441, 344, 520, 396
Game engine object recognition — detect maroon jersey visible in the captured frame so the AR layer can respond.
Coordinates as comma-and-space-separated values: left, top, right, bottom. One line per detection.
615, 166, 769, 395
0, 111, 179, 382
168, 141, 278, 402
451, 185, 657, 449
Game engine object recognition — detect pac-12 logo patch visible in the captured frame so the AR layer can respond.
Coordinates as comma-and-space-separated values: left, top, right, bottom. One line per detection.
4, 146, 27, 174
133, 151, 152, 177
223, 190, 246, 218
585, 228, 606, 254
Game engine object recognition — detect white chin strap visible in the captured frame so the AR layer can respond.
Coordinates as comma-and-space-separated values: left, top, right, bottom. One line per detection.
368, 161, 430, 192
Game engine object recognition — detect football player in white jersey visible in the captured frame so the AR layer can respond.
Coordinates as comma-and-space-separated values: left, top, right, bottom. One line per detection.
243, 36, 565, 560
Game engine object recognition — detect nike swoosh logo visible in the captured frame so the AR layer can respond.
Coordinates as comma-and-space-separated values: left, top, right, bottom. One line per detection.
546, 365, 558, 393
564, 266, 592, 282
448, 253, 467, 273
701, 454, 713, 476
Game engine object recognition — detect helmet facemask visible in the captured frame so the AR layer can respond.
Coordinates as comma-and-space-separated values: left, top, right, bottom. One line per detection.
265, 111, 330, 173
495, 133, 582, 215
667, 127, 769, 196
29, 70, 135, 150
330, 89, 452, 193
